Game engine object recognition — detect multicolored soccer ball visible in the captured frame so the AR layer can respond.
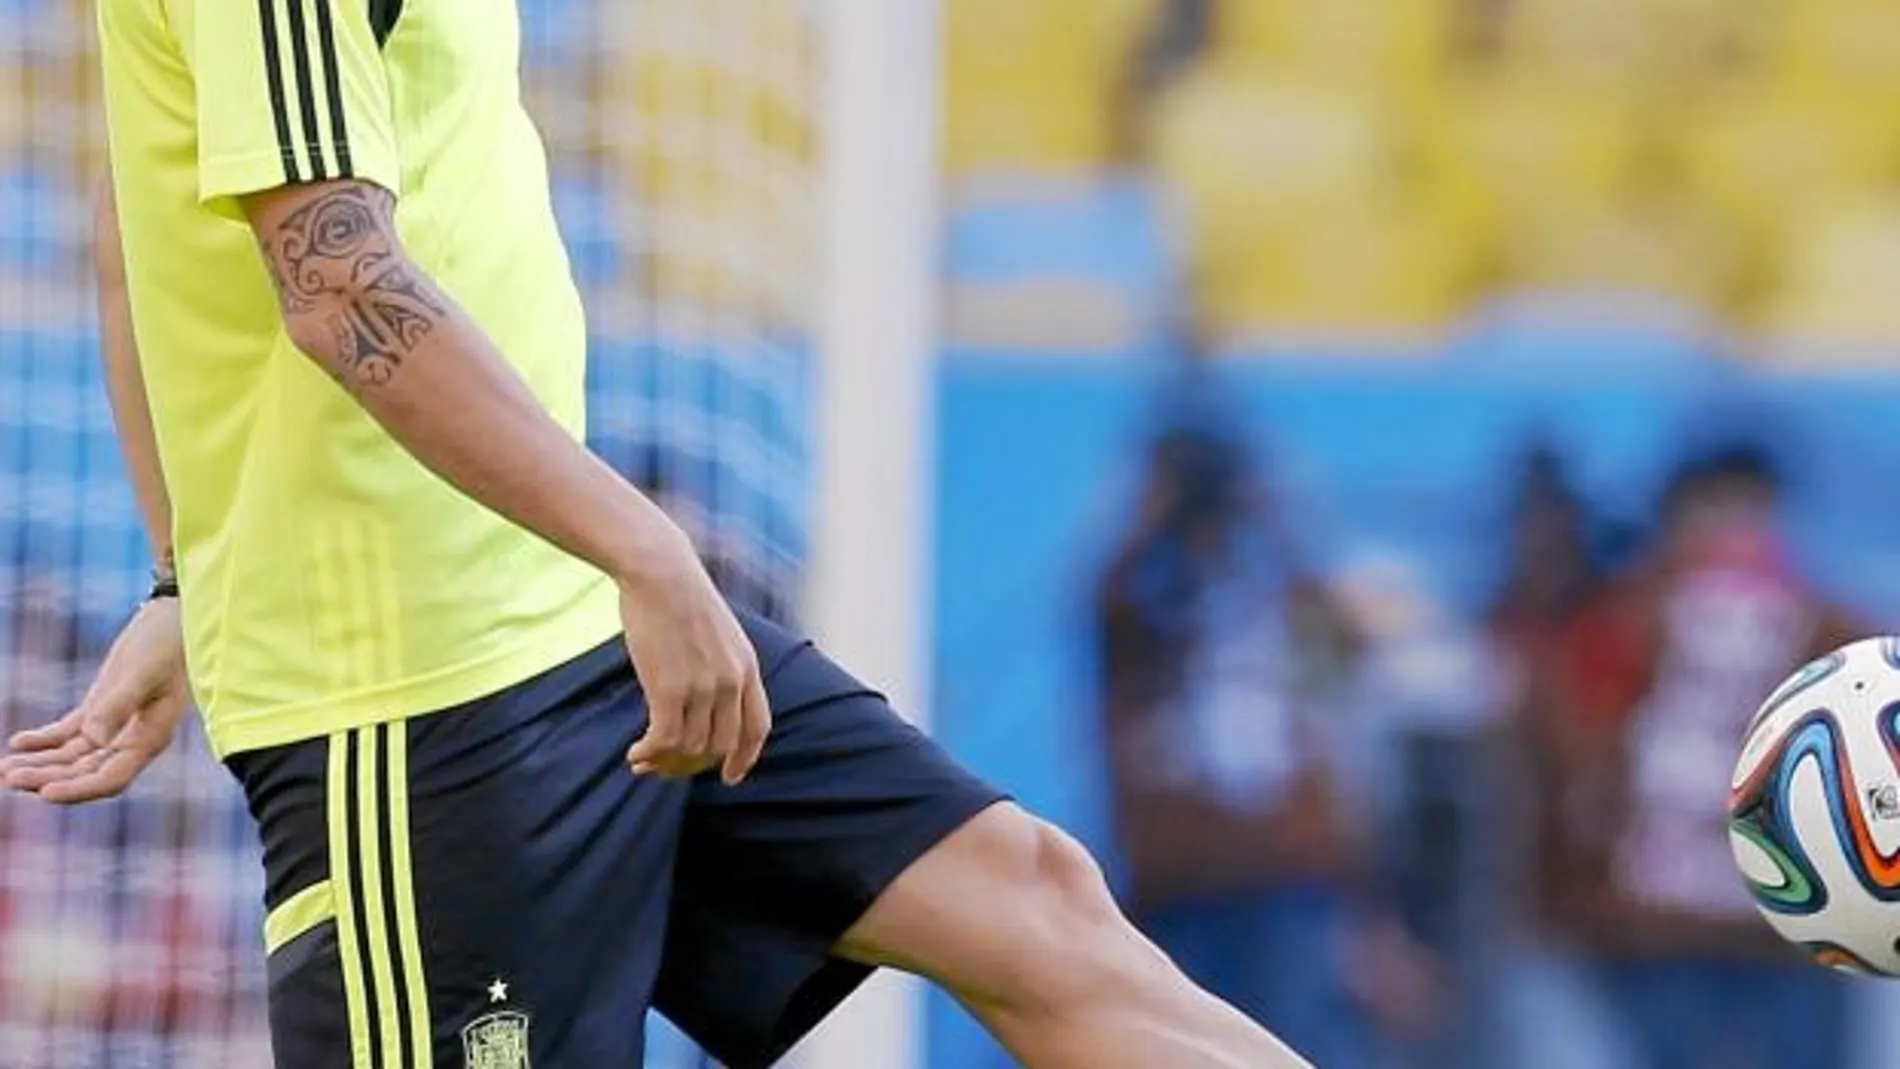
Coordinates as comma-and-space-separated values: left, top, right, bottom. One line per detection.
1730, 637, 1900, 974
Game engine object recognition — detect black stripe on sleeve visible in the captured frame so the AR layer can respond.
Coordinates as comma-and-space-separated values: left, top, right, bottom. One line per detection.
282, 0, 330, 181
311, 0, 355, 177
373, 723, 416, 1066
343, 730, 386, 1069
369, 0, 405, 48
256, 0, 301, 183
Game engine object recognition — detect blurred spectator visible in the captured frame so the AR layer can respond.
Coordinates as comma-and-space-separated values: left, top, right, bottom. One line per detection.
1094, 394, 1432, 1066
1542, 443, 1858, 1069
1486, 444, 1637, 1069
1491, 445, 1611, 941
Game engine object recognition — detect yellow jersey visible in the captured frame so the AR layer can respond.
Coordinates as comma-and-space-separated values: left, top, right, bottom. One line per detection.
97, 0, 620, 757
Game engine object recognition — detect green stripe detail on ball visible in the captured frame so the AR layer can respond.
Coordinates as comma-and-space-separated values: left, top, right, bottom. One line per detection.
1732, 818, 1817, 908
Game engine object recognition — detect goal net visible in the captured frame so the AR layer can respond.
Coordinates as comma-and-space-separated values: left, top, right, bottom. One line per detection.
0, 0, 821, 1065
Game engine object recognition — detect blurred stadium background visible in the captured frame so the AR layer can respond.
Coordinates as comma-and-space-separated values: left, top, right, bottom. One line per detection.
12, 0, 1900, 1067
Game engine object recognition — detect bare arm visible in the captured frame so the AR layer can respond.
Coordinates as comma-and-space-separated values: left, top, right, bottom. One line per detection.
243, 178, 769, 783
95, 178, 173, 572
242, 179, 687, 588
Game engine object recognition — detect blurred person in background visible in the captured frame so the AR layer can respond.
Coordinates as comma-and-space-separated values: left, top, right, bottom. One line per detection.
1487, 444, 1635, 1069
1543, 443, 1858, 1069
1491, 444, 1614, 955
1095, 395, 1435, 1068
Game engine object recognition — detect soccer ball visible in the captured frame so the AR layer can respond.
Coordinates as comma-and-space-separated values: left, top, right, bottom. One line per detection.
1730, 637, 1900, 975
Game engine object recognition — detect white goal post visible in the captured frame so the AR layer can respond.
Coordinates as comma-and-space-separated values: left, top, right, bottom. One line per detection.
793, 0, 944, 1068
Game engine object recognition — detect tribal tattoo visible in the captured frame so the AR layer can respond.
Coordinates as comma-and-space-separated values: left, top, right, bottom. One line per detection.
258, 185, 447, 388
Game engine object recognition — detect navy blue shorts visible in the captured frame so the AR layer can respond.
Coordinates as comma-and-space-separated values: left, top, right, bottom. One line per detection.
226, 608, 1004, 1069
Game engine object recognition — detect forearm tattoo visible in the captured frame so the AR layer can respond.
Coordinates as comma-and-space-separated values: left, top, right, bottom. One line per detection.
258, 185, 447, 388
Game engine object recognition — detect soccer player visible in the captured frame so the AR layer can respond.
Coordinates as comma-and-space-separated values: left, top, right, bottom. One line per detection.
2, 2, 1313, 1067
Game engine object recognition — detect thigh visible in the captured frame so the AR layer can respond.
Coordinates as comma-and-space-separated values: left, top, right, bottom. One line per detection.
236, 641, 685, 1069
655, 611, 1004, 1069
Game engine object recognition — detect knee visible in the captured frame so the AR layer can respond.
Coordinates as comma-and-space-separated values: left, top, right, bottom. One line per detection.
984, 818, 1158, 1011
1019, 819, 1121, 930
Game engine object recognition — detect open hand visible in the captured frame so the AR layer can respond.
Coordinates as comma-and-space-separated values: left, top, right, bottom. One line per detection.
2, 598, 191, 804
618, 535, 770, 785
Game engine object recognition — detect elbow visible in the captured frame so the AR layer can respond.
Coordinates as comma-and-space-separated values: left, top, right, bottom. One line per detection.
281, 301, 364, 388
281, 295, 405, 392
282, 306, 345, 369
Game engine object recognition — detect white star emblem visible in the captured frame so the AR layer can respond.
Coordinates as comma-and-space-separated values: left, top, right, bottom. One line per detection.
487, 978, 510, 1004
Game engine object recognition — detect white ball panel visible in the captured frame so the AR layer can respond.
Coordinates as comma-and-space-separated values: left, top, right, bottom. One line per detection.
1730, 828, 1785, 888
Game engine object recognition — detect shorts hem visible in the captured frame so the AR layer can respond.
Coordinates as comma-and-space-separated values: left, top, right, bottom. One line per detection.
736, 790, 1013, 1069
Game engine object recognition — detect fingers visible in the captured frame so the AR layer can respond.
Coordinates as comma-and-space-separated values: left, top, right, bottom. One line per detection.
629, 685, 725, 778
627, 658, 760, 782
4, 744, 111, 794
619, 588, 767, 783
707, 678, 744, 781
7, 712, 81, 754
6, 735, 156, 804
722, 668, 770, 787
3, 713, 86, 787
626, 691, 682, 776
676, 687, 717, 766
38, 749, 149, 805
3, 696, 180, 802
2, 734, 92, 774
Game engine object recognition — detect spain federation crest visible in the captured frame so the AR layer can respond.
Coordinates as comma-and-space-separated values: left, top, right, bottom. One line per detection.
462, 1010, 531, 1069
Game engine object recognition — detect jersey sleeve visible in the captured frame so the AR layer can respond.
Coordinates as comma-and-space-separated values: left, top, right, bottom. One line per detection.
188, 0, 402, 215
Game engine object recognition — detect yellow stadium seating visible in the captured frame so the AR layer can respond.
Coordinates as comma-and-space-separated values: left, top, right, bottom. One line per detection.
6, 52, 103, 181
586, 0, 819, 323
944, 74, 1123, 178
1498, 0, 1660, 92
596, 0, 816, 152
1422, 73, 1647, 242
1210, 0, 1450, 100
1763, 194, 1900, 349
1152, 63, 1400, 261
1498, 193, 1739, 308
1676, 87, 1898, 260
593, 0, 818, 199
1197, 195, 1482, 339
1776, 0, 1900, 107
943, 0, 1160, 174
1498, 0, 1772, 99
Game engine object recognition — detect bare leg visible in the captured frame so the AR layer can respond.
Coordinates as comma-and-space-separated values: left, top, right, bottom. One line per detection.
834, 804, 1315, 1069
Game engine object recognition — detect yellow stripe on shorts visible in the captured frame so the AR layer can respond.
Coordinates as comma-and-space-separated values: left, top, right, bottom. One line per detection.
383, 723, 435, 1069
263, 880, 335, 956
331, 723, 435, 1069
356, 722, 404, 1067
328, 728, 375, 1065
